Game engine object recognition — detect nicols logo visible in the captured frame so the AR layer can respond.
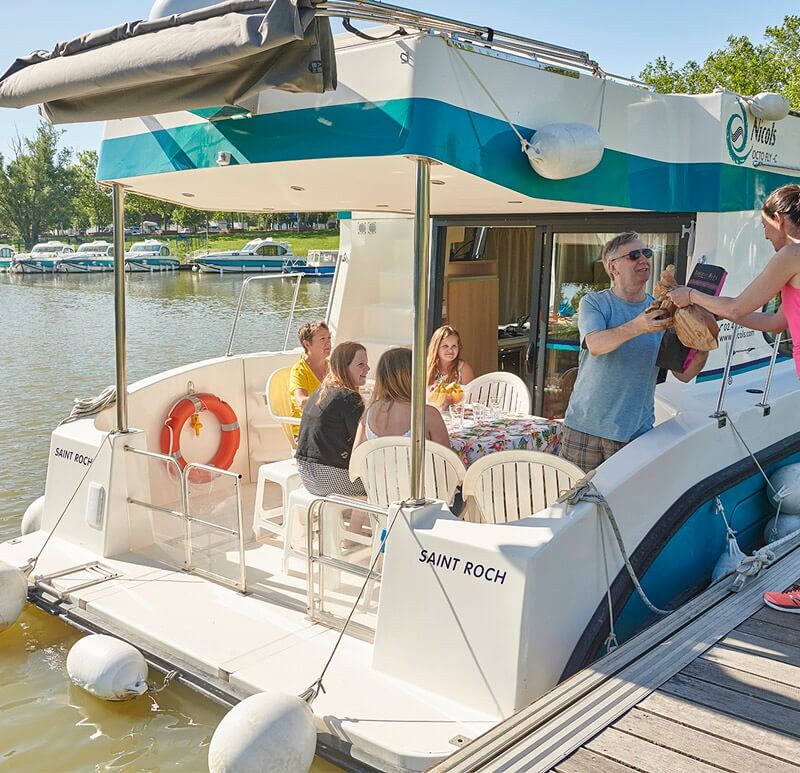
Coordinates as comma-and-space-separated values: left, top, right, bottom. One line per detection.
726, 99, 779, 166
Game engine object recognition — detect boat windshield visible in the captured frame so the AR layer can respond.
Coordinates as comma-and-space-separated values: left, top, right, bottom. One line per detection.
78, 243, 111, 254
242, 240, 263, 252
130, 243, 163, 254
32, 244, 59, 254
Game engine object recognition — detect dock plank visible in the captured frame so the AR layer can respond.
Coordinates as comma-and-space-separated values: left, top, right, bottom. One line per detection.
660, 672, 800, 740
752, 605, 800, 632
553, 748, 636, 773
683, 653, 800, 711
737, 616, 800, 649
701, 642, 800, 691
639, 689, 800, 765
612, 707, 799, 773
721, 629, 800, 669
584, 726, 721, 773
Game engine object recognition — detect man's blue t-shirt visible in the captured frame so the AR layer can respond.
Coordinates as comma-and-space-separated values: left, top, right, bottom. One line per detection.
564, 289, 663, 443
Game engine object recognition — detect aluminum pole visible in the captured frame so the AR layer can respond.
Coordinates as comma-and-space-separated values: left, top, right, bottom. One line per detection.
409, 158, 431, 504
112, 183, 128, 432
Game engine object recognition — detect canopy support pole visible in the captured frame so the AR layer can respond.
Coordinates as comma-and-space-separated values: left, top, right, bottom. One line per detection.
410, 157, 432, 504
112, 183, 129, 433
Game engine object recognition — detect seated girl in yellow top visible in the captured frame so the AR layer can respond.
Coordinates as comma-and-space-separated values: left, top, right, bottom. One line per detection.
289, 321, 331, 436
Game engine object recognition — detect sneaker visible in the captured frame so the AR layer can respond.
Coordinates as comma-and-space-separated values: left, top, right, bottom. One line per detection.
763, 584, 800, 613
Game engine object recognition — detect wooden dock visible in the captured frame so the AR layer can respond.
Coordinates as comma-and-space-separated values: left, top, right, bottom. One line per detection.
555, 603, 800, 773
431, 546, 800, 773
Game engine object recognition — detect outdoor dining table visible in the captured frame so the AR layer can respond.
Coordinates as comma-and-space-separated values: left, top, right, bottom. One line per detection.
446, 411, 563, 467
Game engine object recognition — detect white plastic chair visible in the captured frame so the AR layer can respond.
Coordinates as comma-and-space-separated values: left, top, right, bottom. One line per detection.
461, 450, 584, 524
462, 371, 531, 414
348, 437, 467, 508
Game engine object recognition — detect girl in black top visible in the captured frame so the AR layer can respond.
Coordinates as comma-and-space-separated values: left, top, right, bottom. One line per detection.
296, 341, 370, 498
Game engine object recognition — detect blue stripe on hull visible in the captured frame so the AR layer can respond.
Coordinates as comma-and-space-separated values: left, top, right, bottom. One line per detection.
98, 98, 800, 213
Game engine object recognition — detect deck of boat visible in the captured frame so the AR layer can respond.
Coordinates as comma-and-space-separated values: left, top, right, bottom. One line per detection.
432, 546, 800, 773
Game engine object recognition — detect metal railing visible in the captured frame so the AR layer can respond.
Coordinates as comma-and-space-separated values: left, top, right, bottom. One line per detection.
711, 326, 794, 425
306, 494, 389, 639
226, 273, 304, 356
124, 446, 246, 592
318, 0, 648, 83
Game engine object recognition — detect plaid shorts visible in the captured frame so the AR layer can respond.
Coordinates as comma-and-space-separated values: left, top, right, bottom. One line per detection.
559, 426, 627, 472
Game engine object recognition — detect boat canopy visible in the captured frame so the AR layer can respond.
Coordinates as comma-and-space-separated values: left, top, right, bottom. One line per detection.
0, 0, 335, 123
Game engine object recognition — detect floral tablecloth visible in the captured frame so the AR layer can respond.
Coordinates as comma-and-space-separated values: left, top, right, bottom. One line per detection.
447, 413, 562, 467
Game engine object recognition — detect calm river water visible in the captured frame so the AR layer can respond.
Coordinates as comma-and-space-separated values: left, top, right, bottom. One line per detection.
0, 271, 337, 771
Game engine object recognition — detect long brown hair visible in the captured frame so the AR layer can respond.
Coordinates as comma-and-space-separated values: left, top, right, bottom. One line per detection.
763, 184, 800, 233
372, 347, 413, 404
318, 341, 365, 399
426, 325, 463, 385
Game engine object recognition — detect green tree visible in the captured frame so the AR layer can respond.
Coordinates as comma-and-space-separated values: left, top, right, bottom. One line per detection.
71, 150, 112, 230
173, 205, 207, 230
0, 123, 74, 248
640, 16, 800, 108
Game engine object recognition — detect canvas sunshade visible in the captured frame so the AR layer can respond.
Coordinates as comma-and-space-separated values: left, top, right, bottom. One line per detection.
0, 0, 336, 123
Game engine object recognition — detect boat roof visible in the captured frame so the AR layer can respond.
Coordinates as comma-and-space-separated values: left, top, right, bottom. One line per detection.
2, 2, 798, 216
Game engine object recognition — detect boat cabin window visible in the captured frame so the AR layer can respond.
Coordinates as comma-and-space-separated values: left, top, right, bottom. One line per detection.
256, 244, 284, 257
0, 247, 12, 258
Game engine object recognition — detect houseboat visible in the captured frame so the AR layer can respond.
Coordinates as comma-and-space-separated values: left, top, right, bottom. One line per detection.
124, 239, 180, 272
56, 240, 114, 272
1, 1, 799, 770
0, 243, 15, 271
193, 237, 294, 273
12, 241, 75, 273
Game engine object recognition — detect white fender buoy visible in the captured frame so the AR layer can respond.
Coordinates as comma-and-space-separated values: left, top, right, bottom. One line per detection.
767, 463, 800, 513
711, 532, 746, 583
0, 561, 27, 632
747, 92, 790, 122
208, 692, 316, 773
764, 513, 800, 544
21, 495, 45, 535
66, 635, 148, 701
525, 123, 604, 179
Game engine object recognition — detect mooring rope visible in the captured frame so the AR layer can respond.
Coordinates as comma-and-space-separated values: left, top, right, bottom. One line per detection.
300, 501, 404, 705
558, 472, 672, 617
59, 385, 116, 425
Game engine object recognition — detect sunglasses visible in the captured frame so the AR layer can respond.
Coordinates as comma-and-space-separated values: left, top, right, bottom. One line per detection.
613, 248, 654, 262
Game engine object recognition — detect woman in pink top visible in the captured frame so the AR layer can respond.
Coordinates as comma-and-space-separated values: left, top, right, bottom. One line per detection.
669, 184, 800, 376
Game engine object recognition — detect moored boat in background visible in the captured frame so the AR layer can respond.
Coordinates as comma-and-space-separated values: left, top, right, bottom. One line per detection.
283, 249, 338, 276
56, 241, 114, 273
11, 241, 75, 273
124, 239, 180, 272
193, 237, 293, 273
0, 243, 15, 271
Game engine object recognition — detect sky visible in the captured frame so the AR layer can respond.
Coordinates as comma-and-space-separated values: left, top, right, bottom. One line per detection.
0, 0, 796, 158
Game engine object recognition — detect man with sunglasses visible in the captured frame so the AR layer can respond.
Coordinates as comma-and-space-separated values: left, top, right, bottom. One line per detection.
560, 231, 708, 471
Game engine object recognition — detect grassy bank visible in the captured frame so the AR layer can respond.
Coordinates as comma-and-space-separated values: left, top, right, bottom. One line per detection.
129, 229, 339, 259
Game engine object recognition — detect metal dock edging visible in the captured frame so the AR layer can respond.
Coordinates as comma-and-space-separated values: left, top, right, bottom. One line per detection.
430, 541, 800, 772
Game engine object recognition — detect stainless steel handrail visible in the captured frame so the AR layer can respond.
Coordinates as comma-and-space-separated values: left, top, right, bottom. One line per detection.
225, 272, 304, 356
124, 446, 246, 589
125, 445, 190, 569
306, 495, 388, 631
324, 252, 344, 325
710, 323, 739, 427
756, 332, 783, 415
183, 462, 246, 592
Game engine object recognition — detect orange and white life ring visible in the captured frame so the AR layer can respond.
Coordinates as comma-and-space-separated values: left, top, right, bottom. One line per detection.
160, 392, 240, 482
